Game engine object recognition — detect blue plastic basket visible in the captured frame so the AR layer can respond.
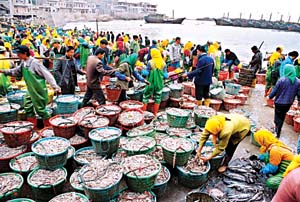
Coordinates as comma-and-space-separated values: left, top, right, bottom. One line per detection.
7, 90, 26, 109
55, 95, 79, 114
225, 83, 241, 95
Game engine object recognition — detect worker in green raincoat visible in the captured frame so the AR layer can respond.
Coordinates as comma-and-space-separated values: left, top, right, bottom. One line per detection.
1, 46, 61, 128
77, 37, 91, 69
142, 48, 168, 116
294, 58, 300, 78
115, 53, 149, 103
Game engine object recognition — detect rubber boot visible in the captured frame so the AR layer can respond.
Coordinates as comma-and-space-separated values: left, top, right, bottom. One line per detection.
43, 118, 51, 128
197, 100, 203, 106
142, 103, 148, 111
27, 117, 37, 130
204, 99, 210, 107
153, 103, 160, 116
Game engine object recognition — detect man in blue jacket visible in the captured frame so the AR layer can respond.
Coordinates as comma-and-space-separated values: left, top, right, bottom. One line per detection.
183, 45, 214, 106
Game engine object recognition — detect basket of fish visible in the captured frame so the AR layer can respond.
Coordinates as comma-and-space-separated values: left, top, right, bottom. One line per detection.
0, 173, 24, 201
160, 137, 194, 167
166, 108, 190, 128
185, 192, 215, 202
73, 107, 95, 123
161, 87, 170, 102
0, 103, 20, 124
201, 141, 225, 171
0, 121, 33, 148
152, 166, 170, 197
79, 159, 123, 201
7, 90, 26, 109
127, 125, 155, 138
96, 104, 122, 126
106, 84, 122, 102
177, 157, 210, 188
31, 137, 71, 170
0, 144, 27, 172
225, 83, 241, 95
168, 83, 183, 99
70, 169, 84, 193
117, 190, 157, 202
39, 127, 54, 138
123, 155, 162, 193
49, 115, 78, 139
118, 109, 144, 130
144, 111, 155, 124
152, 112, 169, 133
27, 132, 41, 152
6, 198, 35, 202
27, 168, 67, 202
89, 127, 122, 157
127, 88, 144, 101
223, 99, 241, 111
9, 152, 38, 174
55, 95, 79, 114
113, 149, 128, 164
49, 192, 89, 202
73, 147, 104, 166
79, 115, 110, 138
69, 134, 89, 149
167, 128, 192, 138
154, 133, 168, 145
194, 106, 217, 128
123, 136, 156, 156
120, 100, 144, 111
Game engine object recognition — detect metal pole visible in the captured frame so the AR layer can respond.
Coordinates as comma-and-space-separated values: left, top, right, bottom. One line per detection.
96, 19, 99, 37
9, 0, 14, 24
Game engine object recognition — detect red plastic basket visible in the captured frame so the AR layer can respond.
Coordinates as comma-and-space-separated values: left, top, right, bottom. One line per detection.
224, 99, 241, 111
285, 113, 295, 126
106, 85, 122, 102
191, 85, 196, 97
218, 71, 229, 81
79, 115, 109, 138
0, 121, 33, 148
77, 80, 87, 92
235, 94, 248, 105
96, 104, 122, 126
118, 109, 144, 130
256, 74, 266, 85
159, 100, 168, 109
0, 145, 27, 172
210, 99, 223, 111
241, 86, 251, 95
49, 115, 78, 139
182, 82, 192, 95
293, 116, 300, 132
120, 100, 144, 111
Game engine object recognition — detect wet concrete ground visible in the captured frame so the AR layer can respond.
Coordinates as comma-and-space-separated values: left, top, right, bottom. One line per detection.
160, 84, 299, 202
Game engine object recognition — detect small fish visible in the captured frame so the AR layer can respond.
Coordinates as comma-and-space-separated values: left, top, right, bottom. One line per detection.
228, 193, 252, 200
249, 192, 264, 202
208, 188, 225, 198
223, 172, 247, 182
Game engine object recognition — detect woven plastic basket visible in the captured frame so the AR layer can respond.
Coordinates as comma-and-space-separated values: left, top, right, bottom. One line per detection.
0, 103, 20, 124
166, 108, 191, 128
225, 83, 241, 95
7, 90, 26, 109
55, 95, 79, 114
185, 192, 215, 202
49, 115, 78, 139
9, 152, 38, 174
0, 173, 24, 201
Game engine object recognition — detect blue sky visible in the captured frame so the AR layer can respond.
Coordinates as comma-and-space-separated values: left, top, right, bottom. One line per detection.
129, 0, 300, 22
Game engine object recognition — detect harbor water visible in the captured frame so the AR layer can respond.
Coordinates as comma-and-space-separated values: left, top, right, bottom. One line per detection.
64, 19, 300, 61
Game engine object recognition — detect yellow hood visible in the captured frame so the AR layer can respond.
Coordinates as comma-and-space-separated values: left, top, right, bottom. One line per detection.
205, 115, 226, 135
254, 129, 284, 153
150, 48, 165, 70
284, 155, 300, 176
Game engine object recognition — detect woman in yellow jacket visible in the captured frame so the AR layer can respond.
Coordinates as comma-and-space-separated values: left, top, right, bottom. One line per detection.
196, 114, 251, 172
254, 129, 294, 190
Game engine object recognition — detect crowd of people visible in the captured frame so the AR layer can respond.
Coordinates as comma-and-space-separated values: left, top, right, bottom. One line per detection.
1, 23, 300, 201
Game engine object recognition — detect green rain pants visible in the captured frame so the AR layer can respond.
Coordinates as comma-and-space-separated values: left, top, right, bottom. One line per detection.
143, 68, 164, 104
266, 160, 291, 190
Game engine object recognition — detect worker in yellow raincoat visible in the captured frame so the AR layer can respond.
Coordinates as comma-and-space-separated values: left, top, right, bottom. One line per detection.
196, 114, 250, 173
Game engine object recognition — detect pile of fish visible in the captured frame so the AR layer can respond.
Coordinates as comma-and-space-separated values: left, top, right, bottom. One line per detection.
79, 159, 123, 188
182, 157, 208, 173
166, 108, 190, 117
74, 148, 100, 164
160, 137, 194, 152
113, 150, 128, 163
79, 115, 109, 127
167, 128, 192, 138
144, 111, 155, 120
0, 173, 23, 196
119, 137, 128, 149
155, 166, 170, 184
40, 128, 54, 138
123, 155, 160, 177
194, 106, 216, 117
1, 121, 33, 133
29, 168, 66, 186
50, 192, 87, 202
69, 134, 87, 145
149, 146, 164, 162
204, 157, 273, 202
73, 107, 95, 122
32, 138, 70, 155
11, 154, 38, 172
0, 103, 20, 113
117, 190, 155, 202
190, 133, 200, 143
118, 110, 143, 125
127, 125, 154, 137
120, 102, 143, 110
180, 101, 197, 109
96, 105, 121, 115
0, 145, 26, 159
30, 132, 40, 142
56, 96, 78, 103
89, 128, 120, 140
201, 145, 222, 158
154, 133, 168, 145
50, 116, 76, 126
123, 136, 156, 152
70, 169, 83, 190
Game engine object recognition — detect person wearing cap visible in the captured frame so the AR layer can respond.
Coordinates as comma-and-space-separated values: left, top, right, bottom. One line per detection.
279, 51, 299, 78
196, 114, 250, 173
0, 45, 61, 128
82, 48, 115, 106
222, 49, 240, 79
169, 37, 182, 68
183, 45, 214, 107
50, 38, 66, 69
54, 46, 86, 95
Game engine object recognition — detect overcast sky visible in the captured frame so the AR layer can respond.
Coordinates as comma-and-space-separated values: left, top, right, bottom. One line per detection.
129, 0, 300, 22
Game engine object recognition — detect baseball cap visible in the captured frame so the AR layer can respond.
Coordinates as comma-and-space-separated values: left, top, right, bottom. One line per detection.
15, 45, 30, 54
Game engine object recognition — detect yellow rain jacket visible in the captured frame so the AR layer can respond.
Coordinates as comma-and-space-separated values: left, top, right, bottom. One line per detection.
0, 54, 11, 70
254, 129, 285, 153
284, 155, 300, 176
199, 114, 250, 157
268, 144, 294, 166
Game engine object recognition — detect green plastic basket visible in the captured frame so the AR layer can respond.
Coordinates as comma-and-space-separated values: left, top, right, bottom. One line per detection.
49, 192, 89, 202
177, 161, 211, 188
127, 90, 144, 101
117, 189, 157, 202
0, 103, 20, 124
127, 125, 156, 138
152, 166, 171, 197
225, 83, 241, 95
27, 167, 67, 202
202, 142, 225, 171
7, 198, 35, 202
124, 160, 162, 193
0, 173, 24, 201
9, 152, 39, 174
166, 109, 190, 128
194, 113, 209, 128
55, 95, 79, 114
7, 90, 26, 109
31, 137, 70, 170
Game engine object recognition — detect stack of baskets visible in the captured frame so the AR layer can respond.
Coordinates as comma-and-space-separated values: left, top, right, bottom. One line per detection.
238, 68, 255, 87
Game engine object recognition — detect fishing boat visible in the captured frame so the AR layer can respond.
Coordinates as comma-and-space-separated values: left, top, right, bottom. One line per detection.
144, 10, 185, 24
214, 18, 233, 26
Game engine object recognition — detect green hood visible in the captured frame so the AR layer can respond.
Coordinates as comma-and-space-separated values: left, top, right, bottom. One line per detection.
284, 64, 296, 84
121, 53, 138, 69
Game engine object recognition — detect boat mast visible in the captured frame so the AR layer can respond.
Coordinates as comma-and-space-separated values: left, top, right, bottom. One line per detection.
288, 15, 291, 22
227, 12, 229, 19
239, 12, 242, 19
172, 9, 174, 19
260, 14, 264, 20
298, 16, 300, 23
280, 15, 283, 22
249, 13, 252, 20
269, 13, 272, 21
